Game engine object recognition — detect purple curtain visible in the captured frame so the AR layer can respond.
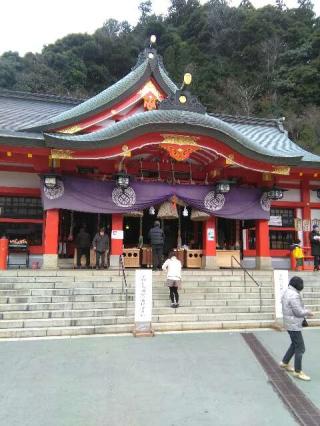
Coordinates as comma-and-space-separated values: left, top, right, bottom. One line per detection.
41, 176, 269, 220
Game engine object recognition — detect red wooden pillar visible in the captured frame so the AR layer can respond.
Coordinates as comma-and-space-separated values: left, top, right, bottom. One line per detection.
110, 213, 123, 267
202, 216, 218, 269
256, 219, 272, 269
43, 209, 59, 268
301, 179, 311, 247
0, 237, 9, 270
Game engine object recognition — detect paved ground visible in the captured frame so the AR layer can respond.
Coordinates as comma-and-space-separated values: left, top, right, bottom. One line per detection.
1, 330, 319, 426
257, 328, 320, 411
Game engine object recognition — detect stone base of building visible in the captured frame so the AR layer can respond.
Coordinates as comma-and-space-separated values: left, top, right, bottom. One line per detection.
109, 254, 120, 269
202, 255, 219, 270
42, 254, 58, 269
256, 256, 273, 270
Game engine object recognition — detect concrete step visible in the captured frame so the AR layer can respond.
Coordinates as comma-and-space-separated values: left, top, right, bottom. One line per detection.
0, 324, 133, 338
0, 311, 275, 331
0, 304, 274, 321
152, 319, 275, 332
0, 319, 276, 339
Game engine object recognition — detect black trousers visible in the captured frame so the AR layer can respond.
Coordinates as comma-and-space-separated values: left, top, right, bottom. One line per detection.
77, 247, 90, 267
152, 245, 163, 269
282, 330, 305, 372
313, 255, 320, 269
96, 251, 106, 268
169, 286, 179, 304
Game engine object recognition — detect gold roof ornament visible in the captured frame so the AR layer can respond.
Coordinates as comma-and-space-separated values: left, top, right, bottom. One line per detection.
58, 125, 82, 134
272, 166, 291, 175
120, 145, 131, 157
139, 81, 163, 100
50, 149, 74, 160
225, 154, 235, 165
183, 73, 192, 85
161, 134, 199, 146
160, 134, 199, 161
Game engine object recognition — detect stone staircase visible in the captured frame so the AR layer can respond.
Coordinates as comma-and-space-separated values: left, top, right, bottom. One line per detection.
0, 269, 318, 339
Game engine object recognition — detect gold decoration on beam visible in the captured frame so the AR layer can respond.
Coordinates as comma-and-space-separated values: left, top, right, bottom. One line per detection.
272, 166, 291, 175
262, 173, 272, 181
225, 154, 235, 165
161, 134, 199, 146
120, 145, 131, 157
160, 134, 200, 162
50, 149, 74, 160
27, 153, 33, 158
58, 125, 82, 134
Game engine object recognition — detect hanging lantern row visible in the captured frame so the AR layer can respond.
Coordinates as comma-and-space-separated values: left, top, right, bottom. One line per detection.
264, 185, 287, 201
149, 206, 156, 215
114, 171, 130, 190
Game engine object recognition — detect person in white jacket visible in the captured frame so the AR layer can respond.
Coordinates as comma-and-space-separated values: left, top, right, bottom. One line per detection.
162, 251, 182, 308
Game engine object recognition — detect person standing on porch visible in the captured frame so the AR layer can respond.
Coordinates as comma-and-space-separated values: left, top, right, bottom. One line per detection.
93, 227, 109, 269
75, 227, 91, 268
309, 224, 320, 271
148, 220, 165, 270
162, 251, 182, 308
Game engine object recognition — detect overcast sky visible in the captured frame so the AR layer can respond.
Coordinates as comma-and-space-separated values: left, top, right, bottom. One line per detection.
0, 0, 318, 55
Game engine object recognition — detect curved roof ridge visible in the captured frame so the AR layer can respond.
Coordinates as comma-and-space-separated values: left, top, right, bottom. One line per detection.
43, 109, 320, 165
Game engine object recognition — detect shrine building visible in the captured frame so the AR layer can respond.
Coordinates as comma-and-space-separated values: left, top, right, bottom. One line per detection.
0, 39, 320, 270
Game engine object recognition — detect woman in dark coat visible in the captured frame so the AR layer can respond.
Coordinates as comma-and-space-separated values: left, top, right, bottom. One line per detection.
309, 224, 320, 271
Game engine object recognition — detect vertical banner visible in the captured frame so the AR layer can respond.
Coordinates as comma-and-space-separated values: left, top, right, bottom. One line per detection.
274, 270, 288, 320
133, 269, 154, 336
207, 228, 215, 241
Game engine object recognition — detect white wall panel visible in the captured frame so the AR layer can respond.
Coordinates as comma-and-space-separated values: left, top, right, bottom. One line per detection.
278, 188, 301, 202
311, 209, 320, 221
0, 172, 40, 188
310, 190, 319, 203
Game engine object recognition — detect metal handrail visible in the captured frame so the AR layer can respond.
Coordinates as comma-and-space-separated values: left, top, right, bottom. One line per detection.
119, 254, 128, 315
231, 256, 262, 312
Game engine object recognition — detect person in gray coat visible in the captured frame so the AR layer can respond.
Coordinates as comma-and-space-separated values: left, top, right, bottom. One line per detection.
280, 276, 314, 381
92, 227, 109, 269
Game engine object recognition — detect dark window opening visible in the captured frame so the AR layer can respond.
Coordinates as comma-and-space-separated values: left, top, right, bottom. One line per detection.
0, 223, 43, 246
270, 208, 294, 227
0, 197, 43, 219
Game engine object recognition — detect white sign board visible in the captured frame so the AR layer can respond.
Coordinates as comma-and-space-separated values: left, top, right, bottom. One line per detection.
111, 230, 123, 239
274, 269, 288, 319
207, 228, 215, 241
134, 270, 153, 334
269, 216, 282, 227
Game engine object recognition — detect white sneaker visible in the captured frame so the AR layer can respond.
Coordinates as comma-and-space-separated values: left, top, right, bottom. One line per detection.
293, 371, 311, 381
280, 362, 294, 372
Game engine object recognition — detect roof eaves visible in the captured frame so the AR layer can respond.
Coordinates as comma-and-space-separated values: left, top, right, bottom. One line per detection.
0, 88, 84, 105
42, 110, 311, 165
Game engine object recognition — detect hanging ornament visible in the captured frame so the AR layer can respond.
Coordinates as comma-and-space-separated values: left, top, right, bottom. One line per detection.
182, 206, 188, 217
149, 206, 156, 215
161, 144, 199, 161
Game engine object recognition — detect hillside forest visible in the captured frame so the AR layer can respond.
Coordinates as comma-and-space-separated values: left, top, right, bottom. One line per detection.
0, 0, 319, 153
